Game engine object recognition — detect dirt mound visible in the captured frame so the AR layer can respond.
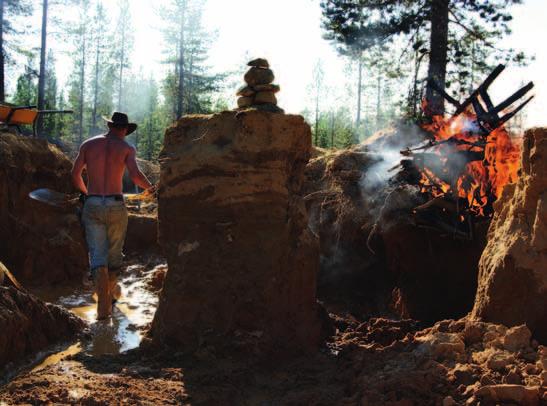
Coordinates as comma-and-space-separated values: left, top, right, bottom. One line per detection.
472, 127, 547, 342
304, 145, 391, 312
147, 110, 323, 353
3, 312, 544, 404
362, 122, 427, 151
305, 126, 487, 322
125, 213, 159, 254
0, 286, 84, 372
0, 133, 87, 284
339, 318, 545, 405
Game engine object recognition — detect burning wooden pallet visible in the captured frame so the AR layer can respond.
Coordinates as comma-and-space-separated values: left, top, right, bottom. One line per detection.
396, 65, 534, 239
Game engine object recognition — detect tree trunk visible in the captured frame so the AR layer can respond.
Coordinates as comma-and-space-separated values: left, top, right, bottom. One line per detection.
412, 49, 419, 118
356, 57, 362, 127
92, 37, 100, 132
425, 0, 449, 117
78, 25, 86, 144
469, 40, 476, 93
376, 73, 381, 130
0, 0, 4, 103
314, 91, 319, 146
37, 0, 49, 137
176, 2, 185, 119
118, 26, 125, 111
147, 120, 153, 161
330, 111, 334, 148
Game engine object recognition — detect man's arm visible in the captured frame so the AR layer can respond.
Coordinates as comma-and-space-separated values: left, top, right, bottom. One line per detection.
71, 146, 88, 195
125, 147, 154, 191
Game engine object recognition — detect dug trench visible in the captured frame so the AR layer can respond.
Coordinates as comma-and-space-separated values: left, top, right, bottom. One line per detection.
0, 111, 545, 405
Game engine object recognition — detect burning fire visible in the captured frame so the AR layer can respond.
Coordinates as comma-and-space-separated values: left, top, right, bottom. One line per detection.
419, 111, 521, 216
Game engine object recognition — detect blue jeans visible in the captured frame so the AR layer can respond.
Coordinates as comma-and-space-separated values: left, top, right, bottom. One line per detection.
82, 196, 128, 275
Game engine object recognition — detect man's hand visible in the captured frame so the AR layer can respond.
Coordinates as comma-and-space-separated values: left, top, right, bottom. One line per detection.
126, 147, 154, 191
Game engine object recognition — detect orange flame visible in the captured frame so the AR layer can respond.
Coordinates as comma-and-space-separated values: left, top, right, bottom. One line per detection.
420, 111, 521, 216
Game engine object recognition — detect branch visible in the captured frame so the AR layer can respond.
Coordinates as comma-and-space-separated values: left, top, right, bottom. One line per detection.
448, 10, 496, 49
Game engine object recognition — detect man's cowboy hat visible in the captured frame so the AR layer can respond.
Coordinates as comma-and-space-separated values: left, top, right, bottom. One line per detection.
102, 112, 137, 135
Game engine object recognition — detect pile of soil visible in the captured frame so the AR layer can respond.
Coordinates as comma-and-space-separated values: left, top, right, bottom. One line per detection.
148, 110, 323, 353
338, 318, 545, 405
472, 127, 547, 342
2, 314, 544, 405
125, 213, 159, 254
304, 145, 396, 316
304, 125, 488, 322
0, 132, 87, 284
0, 286, 85, 373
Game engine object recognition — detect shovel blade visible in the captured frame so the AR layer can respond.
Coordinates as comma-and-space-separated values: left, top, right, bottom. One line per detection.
0, 260, 24, 291
28, 188, 74, 208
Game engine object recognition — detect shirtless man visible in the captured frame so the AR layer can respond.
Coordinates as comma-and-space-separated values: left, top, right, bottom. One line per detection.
71, 112, 154, 320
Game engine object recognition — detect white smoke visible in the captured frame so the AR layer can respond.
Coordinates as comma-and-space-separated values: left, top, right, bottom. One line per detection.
360, 148, 404, 193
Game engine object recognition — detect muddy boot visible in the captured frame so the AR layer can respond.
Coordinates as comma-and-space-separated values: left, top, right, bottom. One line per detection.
95, 267, 111, 320
109, 271, 122, 305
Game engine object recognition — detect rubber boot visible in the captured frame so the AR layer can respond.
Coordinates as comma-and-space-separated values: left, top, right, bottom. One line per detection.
109, 272, 122, 305
95, 267, 111, 320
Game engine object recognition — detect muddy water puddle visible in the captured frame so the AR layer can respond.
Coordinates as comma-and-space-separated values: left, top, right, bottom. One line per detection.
29, 263, 163, 371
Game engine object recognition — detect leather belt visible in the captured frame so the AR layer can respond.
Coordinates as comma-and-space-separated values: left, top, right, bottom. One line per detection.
87, 194, 124, 201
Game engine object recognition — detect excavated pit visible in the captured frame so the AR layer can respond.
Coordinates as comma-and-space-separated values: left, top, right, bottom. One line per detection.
305, 125, 489, 323
0, 123, 545, 405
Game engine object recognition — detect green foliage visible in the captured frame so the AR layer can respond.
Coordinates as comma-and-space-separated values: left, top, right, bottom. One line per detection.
130, 77, 167, 160
321, 0, 521, 55
304, 107, 357, 149
112, 0, 133, 111
12, 56, 36, 106
42, 50, 58, 137
2, 0, 34, 76
159, 0, 223, 118
321, 0, 526, 119
89, 0, 115, 135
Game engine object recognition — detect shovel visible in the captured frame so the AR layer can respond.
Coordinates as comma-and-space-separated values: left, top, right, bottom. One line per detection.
29, 188, 156, 208
0, 260, 25, 291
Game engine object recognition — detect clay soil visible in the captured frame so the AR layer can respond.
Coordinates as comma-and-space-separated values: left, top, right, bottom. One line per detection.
2, 297, 545, 405
1, 126, 545, 405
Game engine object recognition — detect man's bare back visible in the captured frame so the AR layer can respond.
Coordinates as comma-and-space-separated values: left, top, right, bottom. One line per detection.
72, 132, 152, 196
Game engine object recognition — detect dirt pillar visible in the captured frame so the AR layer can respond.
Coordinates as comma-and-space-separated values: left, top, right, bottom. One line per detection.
471, 128, 547, 342
148, 110, 322, 352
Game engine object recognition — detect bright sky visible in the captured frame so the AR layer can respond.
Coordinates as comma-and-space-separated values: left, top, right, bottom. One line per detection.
16, 0, 547, 127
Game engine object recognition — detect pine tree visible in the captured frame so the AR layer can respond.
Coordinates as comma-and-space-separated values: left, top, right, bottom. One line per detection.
12, 55, 37, 106
159, 0, 221, 119
36, 0, 49, 135
67, 0, 91, 145
113, 0, 133, 112
307, 60, 325, 146
321, 0, 524, 117
41, 49, 58, 136
0, 0, 33, 102
90, 0, 113, 135
136, 77, 166, 161
56, 90, 72, 141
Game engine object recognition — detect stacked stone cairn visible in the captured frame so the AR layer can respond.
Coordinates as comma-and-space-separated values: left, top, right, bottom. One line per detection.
236, 58, 283, 113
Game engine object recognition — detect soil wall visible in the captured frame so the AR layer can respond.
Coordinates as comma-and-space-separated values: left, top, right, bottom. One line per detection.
148, 110, 322, 352
0, 133, 87, 284
472, 127, 547, 342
